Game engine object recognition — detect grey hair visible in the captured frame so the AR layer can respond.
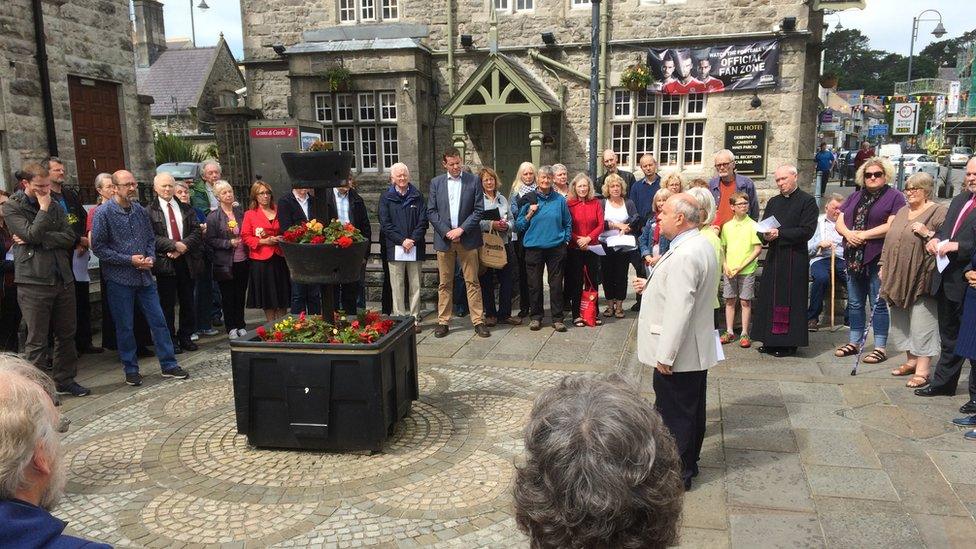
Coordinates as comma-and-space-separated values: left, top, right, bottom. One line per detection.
538, 165, 554, 179
174, 180, 190, 191
514, 374, 683, 548
686, 187, 715, 225
94, 173, 113, 191
0, 354, 61, 502
826, 192, 845, 204
713, 149, 736, 162
389, 162, 410, 177
552, 163, 568, 174
906, 171, 935, 197
200, 160, 221, 173
672, 194, 701, 225
153, 172, 175, 191
212, 180, 233, 196
778, 164, 799, 177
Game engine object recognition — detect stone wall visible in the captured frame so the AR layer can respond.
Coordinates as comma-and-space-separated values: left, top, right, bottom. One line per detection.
196, 44, 246, 134
0, 0, 155, 192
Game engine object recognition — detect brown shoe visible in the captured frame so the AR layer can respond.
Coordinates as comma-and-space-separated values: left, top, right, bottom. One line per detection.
503, 317, 523, 326
485, 316, 497, 327
553, 321, 567, 332
433, 324, 449, 338
475, 324, 491, 338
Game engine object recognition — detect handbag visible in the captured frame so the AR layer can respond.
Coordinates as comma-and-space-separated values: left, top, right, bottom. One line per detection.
579, 266, 599, 327
479, 229, 508, 269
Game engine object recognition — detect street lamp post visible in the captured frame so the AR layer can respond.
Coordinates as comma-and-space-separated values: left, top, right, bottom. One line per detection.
190, 0, 211, 48
898, 9, 946, 188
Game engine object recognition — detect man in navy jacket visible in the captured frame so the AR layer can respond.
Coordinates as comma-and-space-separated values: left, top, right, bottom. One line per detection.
427, 148, 489, 338
277, 187, 321, 314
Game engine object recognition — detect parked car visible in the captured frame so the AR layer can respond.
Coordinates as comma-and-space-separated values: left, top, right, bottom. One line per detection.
891, 154, 939, 176
156, 162, 201, 182
949, 146, 973, 167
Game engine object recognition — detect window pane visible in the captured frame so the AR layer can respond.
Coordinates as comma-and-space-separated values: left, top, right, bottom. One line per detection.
360, 127, 378, 169
382, 127, 399, 169
382, 0, 398, 19
611, 124, 632, 167
323, 128, 334, 147
516, 0, 533, 10
339, 0, 355, 21
661, 94, 680, 117
361, 0, 375, 20
683, 121, 704, 167
659, 122, 680, 167
314, 94, 333, 123
358, 93, 376, 121
379, 91, 397, 121
338, 127, 356, 169
687, 93, 706, 115
336, 94, 354, 122
635, 122, 655, 160
494, 0, 508, 9
613, 90, 631, 119
636, 91, 656, 117
572, 0, 591, 5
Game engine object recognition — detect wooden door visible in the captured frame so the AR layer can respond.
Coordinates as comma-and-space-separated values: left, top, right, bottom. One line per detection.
493, 115, 530, 199
68, 76, 126, 203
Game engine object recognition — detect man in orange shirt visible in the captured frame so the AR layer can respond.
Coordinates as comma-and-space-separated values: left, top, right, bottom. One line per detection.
708, 150, 758, 229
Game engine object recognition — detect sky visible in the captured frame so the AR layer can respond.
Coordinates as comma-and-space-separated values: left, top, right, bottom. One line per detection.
157, 0, 970, 62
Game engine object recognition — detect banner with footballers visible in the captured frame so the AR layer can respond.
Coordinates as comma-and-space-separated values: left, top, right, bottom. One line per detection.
646, 40, 781, 95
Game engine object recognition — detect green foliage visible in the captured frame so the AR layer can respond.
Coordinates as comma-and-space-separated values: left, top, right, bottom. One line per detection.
321, 66, 352, 92
204, 142, 220, 162
823, 29, 939, 95
154, 132, 206, 165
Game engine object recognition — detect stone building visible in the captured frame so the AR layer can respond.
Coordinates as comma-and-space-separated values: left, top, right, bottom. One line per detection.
0, 0, 155, 201
240, 0, 827, 203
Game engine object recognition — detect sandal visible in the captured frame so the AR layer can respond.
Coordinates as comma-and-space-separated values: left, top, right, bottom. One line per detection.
906, 375, 929, 389
574, 318, 586, 327
595, 318, 603, 326
720, 332, 736, 344
862, 349, 888, 364
602, 306, 614, 318
834, 343, 859, 358
614, 302, 625, 318
890, 363, 916, 376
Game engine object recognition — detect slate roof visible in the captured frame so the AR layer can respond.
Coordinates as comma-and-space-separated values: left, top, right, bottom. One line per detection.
136, 47, 219, 117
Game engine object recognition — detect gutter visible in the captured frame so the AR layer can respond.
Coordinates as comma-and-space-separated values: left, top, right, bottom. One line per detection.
597, 0, 609, 173
31, 0, 57, 156
446, 0, 455, 96
527, 50, 589, 82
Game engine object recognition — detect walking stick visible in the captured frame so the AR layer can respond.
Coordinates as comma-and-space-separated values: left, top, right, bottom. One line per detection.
829, 245, 836, 329
850, 287, 881, 376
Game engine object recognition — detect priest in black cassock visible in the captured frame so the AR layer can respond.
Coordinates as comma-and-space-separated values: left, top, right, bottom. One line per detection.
753, 165, 819, 357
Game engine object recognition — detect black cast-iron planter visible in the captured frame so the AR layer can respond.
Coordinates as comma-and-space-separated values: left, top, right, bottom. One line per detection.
229, 315, 418, 452
279, 240, 369, 285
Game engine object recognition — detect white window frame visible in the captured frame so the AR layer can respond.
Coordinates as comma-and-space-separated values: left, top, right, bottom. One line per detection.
314, 94, 333, 123
570, 0, 591, 8
494, 0, 533, 13
381, 0, 399, 20
360, 0, 376, 21
379, 91, 397, 121
339, 0, 356, 23
381, 127, 399, 169
311, 90, 399, 174
336, 94, 355, 122
609, 89, 707, 172
340, 0, 398, 23
359, 127, 378, 171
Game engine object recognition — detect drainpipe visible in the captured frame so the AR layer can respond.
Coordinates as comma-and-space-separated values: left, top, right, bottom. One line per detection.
587, 0, 600, 180
596, 0, 609, 175
527, 50, 590, 82
32, 0, 58, 156
446, 0, 455, 96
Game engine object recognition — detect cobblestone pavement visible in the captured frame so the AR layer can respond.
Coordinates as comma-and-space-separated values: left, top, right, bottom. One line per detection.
55, 306, 976, 548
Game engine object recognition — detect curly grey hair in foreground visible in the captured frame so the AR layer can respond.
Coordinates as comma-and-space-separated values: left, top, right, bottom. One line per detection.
514, 374, 684, 549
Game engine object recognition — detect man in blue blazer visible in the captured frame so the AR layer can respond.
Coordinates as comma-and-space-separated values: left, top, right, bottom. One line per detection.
428, 148, 490, 338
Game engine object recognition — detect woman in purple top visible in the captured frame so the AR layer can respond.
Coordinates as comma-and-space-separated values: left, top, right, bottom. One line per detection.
834, 157, 907, 364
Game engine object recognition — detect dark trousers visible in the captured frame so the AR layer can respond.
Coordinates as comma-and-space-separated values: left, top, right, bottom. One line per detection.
290, 282, 321, 315
601, 249, 631, 301
99, 268, 151, 350
0, 285, 21, 351
807, 257, 847, 322
931, 289, 976, 399
525, 245, 566, 322
157, 258, 196, 342
654, 369, 708, 487
334, 281, 361, 315
512, 239, 531, 317
218, 261, 249, 332
74, 280, 94, 350
379, 236, 393, 315
194, 256, 215, 331
565, 247, 602, 319
817, 170, 831, 195
479, 243, 515, 320
630, 250, 647, 305
18, 282, 77, 385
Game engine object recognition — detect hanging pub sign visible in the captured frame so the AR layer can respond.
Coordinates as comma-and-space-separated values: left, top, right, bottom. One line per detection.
724, 122, 768, 177
647, 40, 781, 95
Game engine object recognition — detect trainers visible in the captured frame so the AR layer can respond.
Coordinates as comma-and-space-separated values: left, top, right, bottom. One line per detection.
236, 328, 249, 338
738, 335, 752, 348
55, 382, 91, 397
529, 319, 542, 331
720, 332, 735, 344
124, 372, 143, 386
190, 332, 200, 341
807, 319, 819, 332
162, 367, 190, 380
200, 328, 221, 337
228, 330, 239, 340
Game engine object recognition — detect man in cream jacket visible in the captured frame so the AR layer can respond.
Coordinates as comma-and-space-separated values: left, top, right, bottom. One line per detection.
634, 193, 720, 491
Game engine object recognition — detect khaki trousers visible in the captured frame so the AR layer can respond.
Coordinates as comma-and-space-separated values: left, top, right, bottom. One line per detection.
389, 260, 422, 321
437, 241, 484, 325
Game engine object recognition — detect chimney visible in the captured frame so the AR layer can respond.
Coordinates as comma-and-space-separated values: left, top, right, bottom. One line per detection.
133, 0, 167, 68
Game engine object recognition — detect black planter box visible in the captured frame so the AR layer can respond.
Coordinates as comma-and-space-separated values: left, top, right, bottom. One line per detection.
229, 316, 418, 452
279, 240, 369, 285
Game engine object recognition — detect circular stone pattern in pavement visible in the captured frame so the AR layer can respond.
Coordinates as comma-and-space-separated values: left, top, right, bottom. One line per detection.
65, 430, 157, 488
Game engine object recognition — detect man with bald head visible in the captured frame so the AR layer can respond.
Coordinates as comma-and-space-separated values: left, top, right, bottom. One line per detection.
91, 170, 188, 386
596, 148, 636, 191
632, 192, 719, 491
148, 172, 204, 353
708, 149, 759, 229
752, 165, 818, 357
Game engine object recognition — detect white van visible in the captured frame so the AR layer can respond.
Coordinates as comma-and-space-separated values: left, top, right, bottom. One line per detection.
878, 143, 902, 159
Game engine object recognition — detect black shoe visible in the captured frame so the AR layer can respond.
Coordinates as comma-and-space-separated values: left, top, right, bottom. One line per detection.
212, 316, 224, 327
179, 339, 198, 352
55, 382, 91, 397
960, 400, 976, 414
914, 385, 954, 397
173, 344, 184, 355
684, 478, 693, 491
78, 345, 104, 354
125, 372, 143, 386
630, 302, 641, 311
475, 324, 491, 338
433, 324, 449, 338
136, 346, 154, 358
757, 345, 771, 354
161, 367, 190, 380
772, 347, 796, 358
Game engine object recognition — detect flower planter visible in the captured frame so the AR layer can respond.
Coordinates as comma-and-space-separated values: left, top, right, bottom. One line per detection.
229, 315, 418, 451
280, 150, 353, 188
279, 239, 368, 285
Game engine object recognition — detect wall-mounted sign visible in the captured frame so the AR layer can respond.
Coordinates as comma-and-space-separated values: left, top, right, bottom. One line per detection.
250, 127, 298, 139
724, 122, 767, 177
647, 40, 780, 95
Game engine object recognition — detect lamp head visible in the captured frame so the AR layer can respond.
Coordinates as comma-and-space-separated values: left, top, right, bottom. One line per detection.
932, 22, 947, 38
197, 0, 210, 10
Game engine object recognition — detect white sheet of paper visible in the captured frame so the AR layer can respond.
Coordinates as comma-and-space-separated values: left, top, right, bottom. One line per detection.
587, 244, 606, 256
714, 330, 726, 361
72, 249, 92, 282
936, 241, 950, 273
756, 216, 781, 233
4, 249, 12, 261
598, 229, 620, 242
394, 245, 417, 261
606, 234, 637, 249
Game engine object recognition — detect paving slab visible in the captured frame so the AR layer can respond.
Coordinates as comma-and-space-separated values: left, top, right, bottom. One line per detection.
911, 513, 976, 549
815, 496, 923, 549
680, 466, 727, 531
785, 402, 860, 432
878, 453, 971, 517
794, 428, 882, 469
926, 449, 976, 485
725, 449, 814, 512
778, 381, 845, 404
803, 464, 899, 501
721, 404, 796, 453
728, 507, 824, 548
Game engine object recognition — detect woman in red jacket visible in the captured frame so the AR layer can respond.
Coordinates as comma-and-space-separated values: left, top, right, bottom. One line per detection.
565, 173, 605, 327
241, 180, 290, 322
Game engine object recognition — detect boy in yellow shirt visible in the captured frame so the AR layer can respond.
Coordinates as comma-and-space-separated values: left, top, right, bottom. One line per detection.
720, 191, 762, 347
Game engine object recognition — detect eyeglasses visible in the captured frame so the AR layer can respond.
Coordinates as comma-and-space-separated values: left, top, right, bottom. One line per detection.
257, 191, 272, 196
733, 202, 749, 206
904, 187, 923, 193
864, 171, 885, 179
714, 162, 733, 169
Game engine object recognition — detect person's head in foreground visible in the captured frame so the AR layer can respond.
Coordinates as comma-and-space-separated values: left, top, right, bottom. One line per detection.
514, 374, 684, 549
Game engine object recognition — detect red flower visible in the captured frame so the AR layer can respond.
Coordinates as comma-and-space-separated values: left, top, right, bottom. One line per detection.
256, 326, 267, 339
365, 311, 380, 323
344, 223, 356, 232
273, 330, 284, 342
351, 320, 360, 329
337, 236, 353, 248
310, 235, 326, 245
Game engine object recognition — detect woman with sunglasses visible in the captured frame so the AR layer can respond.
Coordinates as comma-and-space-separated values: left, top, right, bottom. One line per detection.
834, 157, 906, 364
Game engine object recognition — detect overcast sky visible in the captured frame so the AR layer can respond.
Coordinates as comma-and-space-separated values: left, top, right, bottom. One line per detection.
159, 0, 970, 62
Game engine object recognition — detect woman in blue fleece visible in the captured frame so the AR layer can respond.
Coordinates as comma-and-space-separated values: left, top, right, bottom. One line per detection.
515, 165, 573, 332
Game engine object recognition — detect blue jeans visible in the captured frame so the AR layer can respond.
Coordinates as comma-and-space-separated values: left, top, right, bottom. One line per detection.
290, 282, 321, 315
479, 251, 514, 320
105, 280, 179, 375
808, 257, 848, 322
847, 262, 888, 348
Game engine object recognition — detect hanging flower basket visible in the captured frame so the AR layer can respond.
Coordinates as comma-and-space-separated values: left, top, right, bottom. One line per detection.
819, 73, 839, 89
621, 61, 654, 92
